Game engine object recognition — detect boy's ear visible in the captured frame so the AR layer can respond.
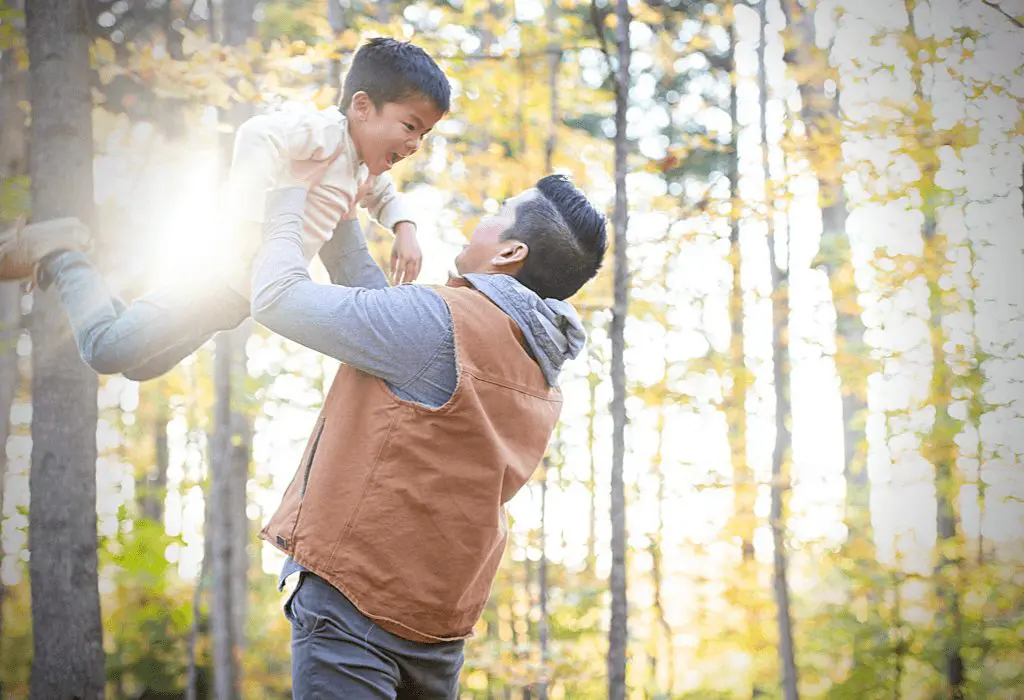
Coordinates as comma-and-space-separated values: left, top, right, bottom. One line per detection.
350, 91, 374, 121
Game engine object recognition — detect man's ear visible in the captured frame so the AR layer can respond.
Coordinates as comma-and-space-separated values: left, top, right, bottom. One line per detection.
491, 240, 528, 269
350, 91, 374, 121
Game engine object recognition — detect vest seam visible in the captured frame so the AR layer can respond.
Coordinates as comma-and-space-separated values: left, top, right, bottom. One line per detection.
287, 413, 326, 548
460, 367, 562, 402
435, 287, 554, 402
281, 556, 474, 643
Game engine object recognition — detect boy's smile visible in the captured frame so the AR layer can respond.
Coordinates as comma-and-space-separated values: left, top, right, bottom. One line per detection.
348, 92, 444, 176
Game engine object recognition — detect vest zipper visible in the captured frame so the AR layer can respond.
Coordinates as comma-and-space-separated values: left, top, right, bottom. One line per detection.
299, 417, 325, 498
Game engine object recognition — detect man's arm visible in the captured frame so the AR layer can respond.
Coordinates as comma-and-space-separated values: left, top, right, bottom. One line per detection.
317, 217, 389, 290
252, 188, 450, 385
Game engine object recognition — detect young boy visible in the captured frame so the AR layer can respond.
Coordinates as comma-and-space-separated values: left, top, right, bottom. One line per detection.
0, 37, 449, 381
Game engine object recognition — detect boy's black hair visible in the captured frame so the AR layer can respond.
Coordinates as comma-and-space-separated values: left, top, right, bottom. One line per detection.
341, 38, 450, 114
503, 175, 608, 300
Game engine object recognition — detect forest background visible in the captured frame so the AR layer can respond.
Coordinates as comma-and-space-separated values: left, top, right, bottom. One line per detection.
0, 0, 1021, 698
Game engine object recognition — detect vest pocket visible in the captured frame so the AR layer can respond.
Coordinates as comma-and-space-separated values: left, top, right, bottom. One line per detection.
299, 416, 326, 498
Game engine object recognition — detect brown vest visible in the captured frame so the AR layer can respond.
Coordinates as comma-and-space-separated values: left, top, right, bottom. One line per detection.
259, 285, 562, 642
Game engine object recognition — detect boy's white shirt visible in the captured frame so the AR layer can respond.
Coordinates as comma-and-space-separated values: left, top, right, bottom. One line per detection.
223, 102, 415, 297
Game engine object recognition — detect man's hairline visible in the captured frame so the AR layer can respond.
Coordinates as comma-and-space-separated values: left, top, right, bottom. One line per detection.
500, 189, 571, 249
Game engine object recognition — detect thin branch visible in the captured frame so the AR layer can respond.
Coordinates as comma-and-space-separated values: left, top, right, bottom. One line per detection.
981, 0, 1024, 28
589, 0, 619, 100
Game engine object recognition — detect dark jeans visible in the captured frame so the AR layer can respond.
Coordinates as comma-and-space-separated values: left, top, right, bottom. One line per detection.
286, 573, 465, 699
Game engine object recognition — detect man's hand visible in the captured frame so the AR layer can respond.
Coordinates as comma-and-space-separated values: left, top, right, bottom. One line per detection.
390, 222, 421, 285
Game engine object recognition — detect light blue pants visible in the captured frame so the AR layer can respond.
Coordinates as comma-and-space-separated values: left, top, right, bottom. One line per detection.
286, 573, 465, 699
43, 251, 250, 381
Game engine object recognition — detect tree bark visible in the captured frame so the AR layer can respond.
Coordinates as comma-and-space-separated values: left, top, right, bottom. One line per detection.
544, 0, 560, 174
607, 0, 632, 696
902, 3, 964, 695
585, 334, 598, 572
777, 0, 874, 566
222, 0, 254, 48
229, 329, 252, 655
725, 9, 765, 696
757, 2, 799, 698
25, 0, 105, 697
138, 381, 170, 523
207, 5, 255, 693
210, 333, 240, 700
537, 457, 550, 700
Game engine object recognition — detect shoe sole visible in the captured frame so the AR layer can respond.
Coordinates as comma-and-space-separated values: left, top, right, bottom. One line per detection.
0, 257, 33, 280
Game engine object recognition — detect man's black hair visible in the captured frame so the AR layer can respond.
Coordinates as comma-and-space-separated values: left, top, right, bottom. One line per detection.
341, 38, 450, 114
503, 175, 608, 300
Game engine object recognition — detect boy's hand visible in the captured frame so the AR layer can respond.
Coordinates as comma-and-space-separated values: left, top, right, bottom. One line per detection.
391, 222, 421, 285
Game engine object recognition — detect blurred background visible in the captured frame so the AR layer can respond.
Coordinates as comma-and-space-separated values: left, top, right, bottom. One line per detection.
0, 0, 1021, 697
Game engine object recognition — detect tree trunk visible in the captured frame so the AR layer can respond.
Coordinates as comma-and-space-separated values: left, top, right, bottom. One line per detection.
777, 0, 876, 680
607, 0, 632, 696
902, 3, 964, 695
724, 9, 763, 693
210, 334, 240, 700
537, 457, 550, 700
726, 0, 754, 568
544, 0, 560, 174
777, 0, 874, 565
585, 336, 598, 572
650, 408, 673, 695
229, 329, 252, 655
138, 381, 170, 523
222, 0, 254, 47
25, 0, 105, 697
208, 5, 256, 692
757, 3, 799, 699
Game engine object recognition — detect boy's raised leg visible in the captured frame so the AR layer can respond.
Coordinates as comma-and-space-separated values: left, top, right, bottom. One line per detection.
38, 250, 250, 381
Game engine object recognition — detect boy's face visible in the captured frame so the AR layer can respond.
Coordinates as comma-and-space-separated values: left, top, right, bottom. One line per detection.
349, 92, 443, 176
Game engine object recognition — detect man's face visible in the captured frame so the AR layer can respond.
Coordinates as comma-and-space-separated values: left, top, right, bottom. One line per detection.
349, 93, 443, 176
451, 188, 538, 282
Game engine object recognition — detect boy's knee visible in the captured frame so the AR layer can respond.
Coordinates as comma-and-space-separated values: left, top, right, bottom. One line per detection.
79, 338, 136, 376
81, 349, 127, 376
122, 365, 163, 382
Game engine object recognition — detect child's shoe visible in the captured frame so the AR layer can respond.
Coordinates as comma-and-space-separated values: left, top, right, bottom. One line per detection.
0, 216, 90, 280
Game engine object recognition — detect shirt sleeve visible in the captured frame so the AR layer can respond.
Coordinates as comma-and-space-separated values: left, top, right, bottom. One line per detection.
226, 108, 349, 226
360, 172, 417, 232
251, 188, 451, 387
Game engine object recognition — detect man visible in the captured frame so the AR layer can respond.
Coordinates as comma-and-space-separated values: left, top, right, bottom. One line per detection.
253, 172, 607, 698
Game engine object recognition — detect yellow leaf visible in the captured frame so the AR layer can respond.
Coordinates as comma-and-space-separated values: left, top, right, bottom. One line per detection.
236, 79, 259, 102
94, 38, 116, 64
181, 29, 201, 56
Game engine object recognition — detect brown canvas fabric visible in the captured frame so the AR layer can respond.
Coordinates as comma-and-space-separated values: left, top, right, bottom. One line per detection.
260, 284, 562, 642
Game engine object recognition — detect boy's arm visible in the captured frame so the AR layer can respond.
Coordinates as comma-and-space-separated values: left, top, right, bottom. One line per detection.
359, 172, 416, 232
252, 188, 450, 384
360, 174, 422, 284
